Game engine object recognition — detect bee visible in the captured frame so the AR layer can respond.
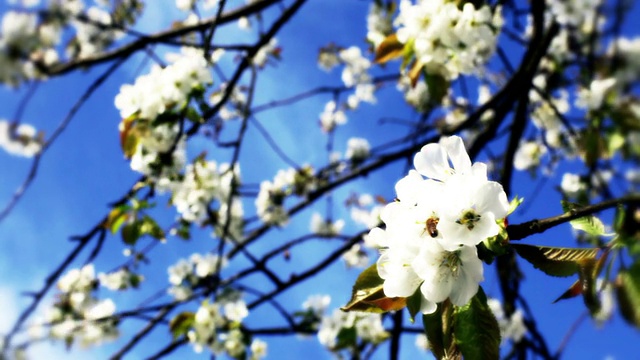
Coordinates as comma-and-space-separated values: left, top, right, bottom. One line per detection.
424, 217, 439, 238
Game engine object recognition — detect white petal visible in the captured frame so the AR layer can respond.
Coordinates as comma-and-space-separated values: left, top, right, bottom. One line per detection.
441, 136, 471, 174
420, 296, 437, 314
414, 143, 449, 181
475, 181, 509, 218
395, 170, 424, 204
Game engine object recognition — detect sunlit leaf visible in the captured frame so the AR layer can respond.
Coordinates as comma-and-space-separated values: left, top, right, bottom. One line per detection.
507, 196, 524, 216
553, 249, 609, 303
453, 287, 500, 360
169, 311, 195, 339
513, 244, 600, 277
341, 264, 406, 313
105, 206, 130, 234
140, 215, 165, 241
374, 33, 404, 64
407, 61, 423, 88
561, 201, 606, 236
616, 261, 640, 328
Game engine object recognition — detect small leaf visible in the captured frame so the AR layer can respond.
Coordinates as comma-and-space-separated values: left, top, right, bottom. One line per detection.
507, 196, 524, 216
422, 306, 445, 360
578, 259, 600, 314
341, 264, 406, 313
453, 287, 501, 360
406, 288, 423, 323
616, 261, 640, 328
553, 249, 610, 304
140, 215, 165, 241
374, 33, 404, 64
105, 206, 130, 234
513, 244, 600, 277
562, 201, 606, 236
425, 73, 449, 105
169, 311, 195, 339
407, 61, 423, 88
121, 221, 141, 245
334, 327, 357, 350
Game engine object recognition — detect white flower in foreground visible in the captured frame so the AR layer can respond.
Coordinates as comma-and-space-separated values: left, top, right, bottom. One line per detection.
371, 135, 509, 309
437, 173, 509, 250
412, 243, 484, 306
414, 135, 473, 182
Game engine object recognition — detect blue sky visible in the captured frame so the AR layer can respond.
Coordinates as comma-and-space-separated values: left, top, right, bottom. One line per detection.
1, 0, 638, 359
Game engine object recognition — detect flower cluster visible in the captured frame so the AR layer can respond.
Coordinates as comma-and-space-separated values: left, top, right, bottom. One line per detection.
317, 45, 377, 131
169, 160, 243, 238
186, 293, 266, 359
301, 295, 388, 353
35, 264, 119, 347
114, 48, 212, 121
345, 137, 371, 166
487, 298, 527, 344
310, 212, 345, 237
317, 309, 388, 351
393, 0, 503, 80
372, 136, 509, 312
0, 119, 43, 157
256, 166, 317, 225
0, 1, 142, 85
167, 253, 227, 300
98, 267, 144, 291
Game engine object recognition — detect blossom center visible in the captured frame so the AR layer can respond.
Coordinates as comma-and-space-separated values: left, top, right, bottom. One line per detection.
439, 250, 462, 280
456, 209, 481, 230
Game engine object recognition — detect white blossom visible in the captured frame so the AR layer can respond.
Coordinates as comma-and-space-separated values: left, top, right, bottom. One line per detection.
345, 137, 371, 163
514, 141, 547, 171
310, 212, 344, 236
0, 120, 43, 157
576, 78, 617, 110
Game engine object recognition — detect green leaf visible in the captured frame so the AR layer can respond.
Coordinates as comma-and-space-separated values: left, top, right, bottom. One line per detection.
169, 311, 195, 339
425, 73, 449, 105
453, 287, 501, 360
616, 261, 640, 328
553, 249, 609, 303
140, 215, 165, 241
341, 264, 406, 313
121, 221, 142, 245
507, 196, 524, 216
513, 244, 600, 277
422, 306, 445, 360
562, 201, 606, 236
105, 205, 130, 234
374, 33, 405, 64
406, 288, 423, 323
334, 327, 357, 350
